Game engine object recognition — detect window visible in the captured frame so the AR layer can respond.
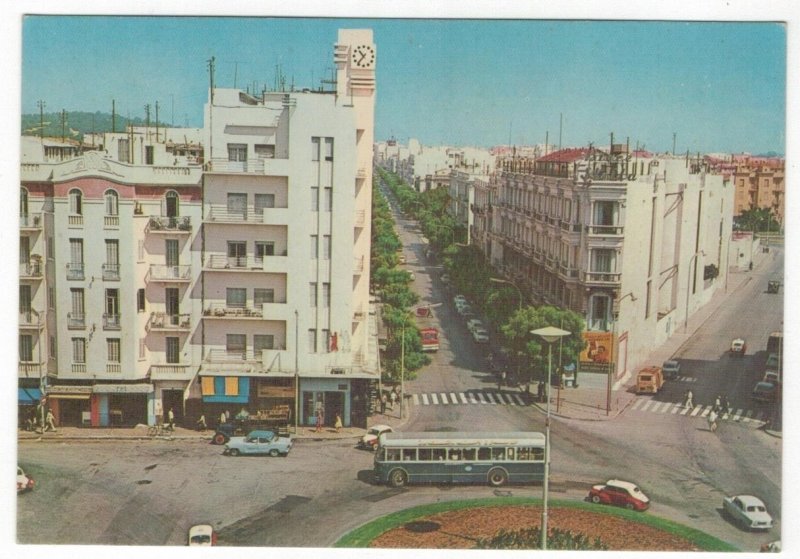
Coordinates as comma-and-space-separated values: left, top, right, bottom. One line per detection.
19, 285, 31, 314
310, 235, 318, 258
71, 288, 85, 319
227, 241, 246, 267
48, 287, 55, 309
137, 288, 146, 312
254, 144, 275, 159
165, 288, 179, 322
19, 335, 33, 362
323, 187, 332, 211
20, 187, 28, 217
105, 239, 120, 278
107, 339, 121, 363
72, 338, 86, 364
589, 294, 611, 331
322, 283, 331, 307
311, 137, 320, 161
591, 249, 615, 273
255, 241, 275, 258
104, 190, 119, 215
255, 193, 275, 214
165, 239, 179, 267
69, 189, 83, 215
309, 283, 317, 307
228, 144, 247, 162
308, 329, 317, 353
324, 138, 334, 161
311, 187, 319, 211
166, 337, 180, 364
593, 201, 616, 226
70, 238, 84, 265
226, 288, 247, 308
322, 329, 330, 352
323, 235, 331, 260
139, 339, 146, 359
138, 240, 145, 261
49, 336, 56, 359
254, 288, 275, 305
254, 334, 275, 353
118, 139, 129, 163
227, 193, 247, 219
164, 191, 179, 218
47, 237, 55, 260
226, 334, 246, 357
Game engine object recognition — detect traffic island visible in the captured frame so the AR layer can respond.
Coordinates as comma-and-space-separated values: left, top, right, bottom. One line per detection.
334, 497, 737, 552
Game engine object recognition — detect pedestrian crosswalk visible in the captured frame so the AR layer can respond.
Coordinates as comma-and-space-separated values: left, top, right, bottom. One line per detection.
411, 391, 529, 407
629, 398, 769, 426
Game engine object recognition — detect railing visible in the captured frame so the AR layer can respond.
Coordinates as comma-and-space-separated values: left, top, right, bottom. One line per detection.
20, 260, 43, 278
19, 310, 43, 328
149, 364, 191, 376
148, 215, 192, 232
583, 271, 622, 283
72, 363, 87, 373
67, 312, 86, 329
106, 363, 121, 373
104, 216, 119, 227
204, 348, 262, 363
205, 158, 269, 173
68, 215, 84, 226
149, 264, 191, 281
66, 263, 85, 280
147, 312, 191, 331
102, 263, 121, 281
207, 205, 287, 223
588, 225, 624, 235
354, 209, 366, 227
103, 313, 121, 330
20, 213, 43, 229
558, 264, 580, 279
19, 361, 45, 375
203, 304, 264, 319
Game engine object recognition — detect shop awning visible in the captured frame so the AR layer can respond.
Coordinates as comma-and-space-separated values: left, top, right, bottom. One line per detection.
18, 388, 42, 405
47, 386, 92, 400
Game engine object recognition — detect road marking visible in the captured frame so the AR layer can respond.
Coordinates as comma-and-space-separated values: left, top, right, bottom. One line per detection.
477, 392, 487, 404
690, 406, 702, 417
505, 393, 517, 405
721, 411, 729, 420
659, 402, 672, 413
468, 393, 478, 404
421, 394, 429, 405
513, 394, 526, 405
430, 393, 439, 405
412, 394, 419, 405
700, 405, 712, 418
459, 393, 468, 404
680, 406, 691, 415
450, 392, 458, 404
742, 410, 753, 423
640, 400, 654, 412
485, 392, 497, 404
631, 398, 645, 410
732, 409, 744, 421
440, 393, 450, 404
671, 404, 682, 414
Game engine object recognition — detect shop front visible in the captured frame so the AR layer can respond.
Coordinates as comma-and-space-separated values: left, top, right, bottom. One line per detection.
18, 385, 43, 428
91, 383, 152, 427
46, 385, 93, 427
300, 378, 350, 428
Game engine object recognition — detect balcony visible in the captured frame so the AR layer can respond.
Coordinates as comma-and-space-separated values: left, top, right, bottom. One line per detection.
147, 215, 192, 234
583, 271, 622, 285
67, 312, 86, 329
149, 363, 192, 377
19, 361, 45, 376
19, 309, 44, 329
206, 205, 289, 225
68, 215, 83, 227
72, 363, 87, 373
203, 304, 264, 319
66, 262, 84, 281
20, 213, 43, 231
354, 209, 366, 227
104, 216, 119, 228
106, 363, 122, 373
147, 312, 191, 332
20, 259, 44, 280
558, 263, 580, 280
204, 348, 262, 365
354, 256, 365, 274
588, 224, 624, 236
148, 264, 192, 282
103, 313, 121, 330
102, 263, 121, 281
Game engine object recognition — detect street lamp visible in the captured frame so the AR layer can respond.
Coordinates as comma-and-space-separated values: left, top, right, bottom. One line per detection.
531, 325, 571, 551
489, 277, 522, 310
684, 251, 706, 332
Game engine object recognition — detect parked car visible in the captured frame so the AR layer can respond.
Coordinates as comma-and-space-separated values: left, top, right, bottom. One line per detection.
466, 319, 485, 333
730, 338, 747, 356
587, 479, 649, 511
662, 359, 681, 379
358, 424, 393, 450
472, 328, 490, 343
760, 540, 781, 552
458, 304, 475, 317
188, 524, 216, 546
224, 430, 292, 457
722, 495, 773, 530
17, 467, 34, 494
752, 381, 777, 403
453, 294, 468, 307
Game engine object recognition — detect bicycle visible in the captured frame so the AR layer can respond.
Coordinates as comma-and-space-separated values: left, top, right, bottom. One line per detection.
147, 424, 171, 437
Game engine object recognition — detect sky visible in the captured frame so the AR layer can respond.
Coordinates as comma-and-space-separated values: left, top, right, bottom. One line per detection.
18, 12, 788, 155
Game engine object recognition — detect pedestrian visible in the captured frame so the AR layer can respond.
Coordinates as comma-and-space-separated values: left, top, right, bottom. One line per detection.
389, 390, 397, 409
501, 371, 507, 387
224, 410, 231, 422
219, 411, 227, 427
721, 395, 731, 415
708, 409, 718, 432
684, 390, 694, 410
196, 414, 207, 431
537, 381, 545, 403
380, 393, 387, 415
334, 413, 343, 433
167, 408, 175, 431
44, 409, 57, 432
315, 410, 323, 433
714, 395, 722, 414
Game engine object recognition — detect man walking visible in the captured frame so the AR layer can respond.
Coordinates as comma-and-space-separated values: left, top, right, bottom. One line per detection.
684, 389, 694, 410
44, 409, 57, 432
380, 393, 387, 415
167, 408, 175, 431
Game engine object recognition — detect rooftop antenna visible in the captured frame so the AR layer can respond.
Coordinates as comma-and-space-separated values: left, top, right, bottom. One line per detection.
37, 99, 45, 140
207, 56, 216, 104
558, 113, 563, 152
672, 132, 677, 155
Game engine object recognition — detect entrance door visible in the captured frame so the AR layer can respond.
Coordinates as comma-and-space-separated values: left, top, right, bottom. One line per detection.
162, 389, 184, 424
325, 392, 345, 427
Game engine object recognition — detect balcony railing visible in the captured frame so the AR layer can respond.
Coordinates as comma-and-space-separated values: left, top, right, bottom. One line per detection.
19, 309, 43, 328
103, 313, 121, 330
68, 215, 84, 226
205, 158, 266, 173
583, 271, 622, 284
149, 264, 191, 281
72, 363, 87, 373
204, 254, 286, 270
558, 264, 580, 279
20, 213, 43, 230
588, 225, 624, 236
104, 216, 119, 227
67, 312, 86, 329
66, 262, 85, 280
102, 263, 121, 281
147, 312, 191, 331
148, 215, 192, 233
204, 348, 261, 364
149, 364, 191, 376
207, 205, 288, 224
20, 260, 43, 278
19, 361, 45, 376
203, 304, 264, 319
106, 363, 121, 373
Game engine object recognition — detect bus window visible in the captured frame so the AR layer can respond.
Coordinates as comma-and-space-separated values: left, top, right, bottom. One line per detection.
418, 448, 433, 461
402, 448, 416, 461
386, 448, 401, 461
491, 448, 506, 460
462, 448, 476, 461
507, 448, 515, 460
532, 448, 544, 461
432, 448, 446, 461
478, 447, 491, 460
518, 447, 532, 460
449, 450, 462, 461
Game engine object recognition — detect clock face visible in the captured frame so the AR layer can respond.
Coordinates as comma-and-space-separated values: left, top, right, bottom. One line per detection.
351, 44, 375, 68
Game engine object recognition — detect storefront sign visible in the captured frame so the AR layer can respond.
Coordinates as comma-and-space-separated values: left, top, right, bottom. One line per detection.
256, 383, 295, 399
579, 331, 614, 374
47, 385, 92, 399
92, 384, 154, 394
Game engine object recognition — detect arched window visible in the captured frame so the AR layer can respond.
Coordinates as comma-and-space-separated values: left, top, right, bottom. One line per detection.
69, 189, 83, 215
164, 191, 179, 218
20, 188, 28, 218
104, 190, 119, 216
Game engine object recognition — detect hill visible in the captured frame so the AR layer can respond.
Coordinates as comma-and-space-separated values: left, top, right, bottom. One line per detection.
21, 111, 155, 141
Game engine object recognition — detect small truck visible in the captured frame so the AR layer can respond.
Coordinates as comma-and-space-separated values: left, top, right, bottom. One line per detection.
636, 366, 665, 394
416, 305, 441, 352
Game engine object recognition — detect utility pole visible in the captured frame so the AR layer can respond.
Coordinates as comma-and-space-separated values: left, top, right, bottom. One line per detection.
672, 132, 677, 155
36, 100, 45, 140
60, 109, 66, 142
155, 100, 160, 143
207, 56, 216, 104
111, 99, 116, 133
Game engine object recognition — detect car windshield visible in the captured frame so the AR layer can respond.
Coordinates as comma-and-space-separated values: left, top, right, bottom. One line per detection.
191, 535, 211, 544
747, 505, 766, 512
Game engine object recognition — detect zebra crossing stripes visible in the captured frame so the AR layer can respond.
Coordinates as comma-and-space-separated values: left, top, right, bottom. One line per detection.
629, 397, 768, 426
421, 394, 430, 405
430, 393, 439, 405
485, 392, 497, 404
459, 393, 468, 404
409, 391, 530, 407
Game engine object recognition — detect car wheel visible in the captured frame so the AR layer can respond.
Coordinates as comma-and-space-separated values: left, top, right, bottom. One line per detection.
269, 449, 280, 457
388, 469, 408, 488
591, 495, 601, 504
213, 433, 227, 445
625, 503, 635, 511
228, 449, 240, 457
487, 468, 508, 487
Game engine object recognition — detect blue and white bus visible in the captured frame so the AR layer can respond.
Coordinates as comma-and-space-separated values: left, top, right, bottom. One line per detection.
374, 431, 546, 488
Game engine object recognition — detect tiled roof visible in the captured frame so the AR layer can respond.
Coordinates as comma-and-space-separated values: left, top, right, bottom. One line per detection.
537, 147, 593, 163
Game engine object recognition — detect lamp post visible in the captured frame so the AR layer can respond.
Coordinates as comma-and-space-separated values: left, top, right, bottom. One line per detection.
684, 251, 705, 332
531, 325, 571, 551
489, 277, 522, 310
400, 323, 405, 420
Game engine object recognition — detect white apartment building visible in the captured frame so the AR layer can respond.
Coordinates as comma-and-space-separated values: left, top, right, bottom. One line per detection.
190, 29, 377, 429
484, 147, 733, 380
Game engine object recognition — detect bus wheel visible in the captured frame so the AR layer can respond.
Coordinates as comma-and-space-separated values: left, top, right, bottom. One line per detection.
488, 468, 508, 487
388, 469, 408, 488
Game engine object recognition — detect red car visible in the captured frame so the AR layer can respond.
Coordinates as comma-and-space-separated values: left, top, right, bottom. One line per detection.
587, 479, 650, 511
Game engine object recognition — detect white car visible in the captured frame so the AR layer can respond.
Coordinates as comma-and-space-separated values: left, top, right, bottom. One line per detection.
358, 424, 393, 450
472, 328, 490, 343
17, 467, 34, 494
453, 294, 468, 308
722, 495, 773, 530
188, 524, 216, 546
466, 319, 485, 333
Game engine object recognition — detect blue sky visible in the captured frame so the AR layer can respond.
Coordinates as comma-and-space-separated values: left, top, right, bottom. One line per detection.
20, 16, 786, 154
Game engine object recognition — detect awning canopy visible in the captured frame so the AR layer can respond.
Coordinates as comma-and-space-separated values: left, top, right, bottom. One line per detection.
18, 388, 42, 405
47, 386, 92, 400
